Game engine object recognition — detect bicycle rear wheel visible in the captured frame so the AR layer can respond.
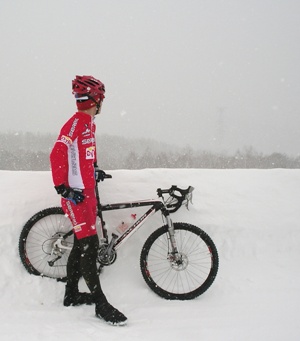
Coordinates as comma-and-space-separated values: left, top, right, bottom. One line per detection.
140, 223, 219, 300
19, 207, 73, 279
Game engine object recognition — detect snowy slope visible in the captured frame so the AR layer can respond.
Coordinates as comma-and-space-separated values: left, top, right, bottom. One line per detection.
1, 169, 300, 341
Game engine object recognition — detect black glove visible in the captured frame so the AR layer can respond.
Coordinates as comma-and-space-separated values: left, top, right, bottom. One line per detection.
54, 184, 85, 204
95, 168, 107, 182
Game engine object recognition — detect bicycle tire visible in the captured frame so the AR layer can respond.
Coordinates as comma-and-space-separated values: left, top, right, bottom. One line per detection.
19, 207, 73, 279
140, 223, 219, 300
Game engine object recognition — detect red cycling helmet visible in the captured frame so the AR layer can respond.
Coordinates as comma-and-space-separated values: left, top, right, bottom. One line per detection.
72, 75, 105, 111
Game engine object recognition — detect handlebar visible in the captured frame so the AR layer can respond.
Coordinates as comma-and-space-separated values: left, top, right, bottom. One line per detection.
157, 185, 194, 213
97, 174, 194, 214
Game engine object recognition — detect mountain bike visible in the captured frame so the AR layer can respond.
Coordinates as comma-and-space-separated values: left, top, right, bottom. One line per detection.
19, 174, 219, 300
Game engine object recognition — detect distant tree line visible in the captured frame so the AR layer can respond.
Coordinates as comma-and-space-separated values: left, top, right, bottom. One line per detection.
0, 132, 299, 170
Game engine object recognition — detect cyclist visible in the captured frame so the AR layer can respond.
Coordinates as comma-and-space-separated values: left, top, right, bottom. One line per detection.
50, 75, 127, 326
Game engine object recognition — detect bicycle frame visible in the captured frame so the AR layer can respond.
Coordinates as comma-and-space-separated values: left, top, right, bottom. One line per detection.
94, 180, 176, 247
100, 198, 169, 250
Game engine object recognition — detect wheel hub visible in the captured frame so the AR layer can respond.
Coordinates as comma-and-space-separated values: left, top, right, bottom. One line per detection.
168, 252, 189, 271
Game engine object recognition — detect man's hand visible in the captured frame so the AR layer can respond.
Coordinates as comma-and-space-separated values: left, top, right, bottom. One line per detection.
54, 184, 85, 204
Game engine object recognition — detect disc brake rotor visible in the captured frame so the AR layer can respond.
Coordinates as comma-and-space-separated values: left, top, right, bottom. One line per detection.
168, 253, 189, 271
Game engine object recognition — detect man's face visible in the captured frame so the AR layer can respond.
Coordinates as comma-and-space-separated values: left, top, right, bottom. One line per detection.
95, 100, 103, 116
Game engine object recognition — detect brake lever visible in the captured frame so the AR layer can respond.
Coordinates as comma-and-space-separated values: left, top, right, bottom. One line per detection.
185, 191, 194, 210
185, 186, 194, 210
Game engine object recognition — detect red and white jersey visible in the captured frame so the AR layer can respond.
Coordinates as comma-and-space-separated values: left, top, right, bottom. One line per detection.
50, 112, 97, 189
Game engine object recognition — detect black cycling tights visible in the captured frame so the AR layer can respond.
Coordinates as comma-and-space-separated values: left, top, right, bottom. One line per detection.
66, 234, 107, 303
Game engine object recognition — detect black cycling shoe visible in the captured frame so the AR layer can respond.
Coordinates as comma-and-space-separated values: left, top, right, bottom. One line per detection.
95, 302, 127, 326
64, 291, 94, 306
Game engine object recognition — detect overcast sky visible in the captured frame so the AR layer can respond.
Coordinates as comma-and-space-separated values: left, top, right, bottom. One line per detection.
0, 0, 299, 155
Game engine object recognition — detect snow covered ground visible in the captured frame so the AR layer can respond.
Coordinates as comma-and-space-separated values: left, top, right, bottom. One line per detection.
1, 168, 300, 341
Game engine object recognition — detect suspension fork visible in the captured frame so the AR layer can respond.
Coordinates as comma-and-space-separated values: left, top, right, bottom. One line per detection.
162, 207, 179, 254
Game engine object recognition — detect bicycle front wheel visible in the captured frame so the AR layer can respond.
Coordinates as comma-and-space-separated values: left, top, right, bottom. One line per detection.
19, 207, 73, 279
140, 223, 219, 300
